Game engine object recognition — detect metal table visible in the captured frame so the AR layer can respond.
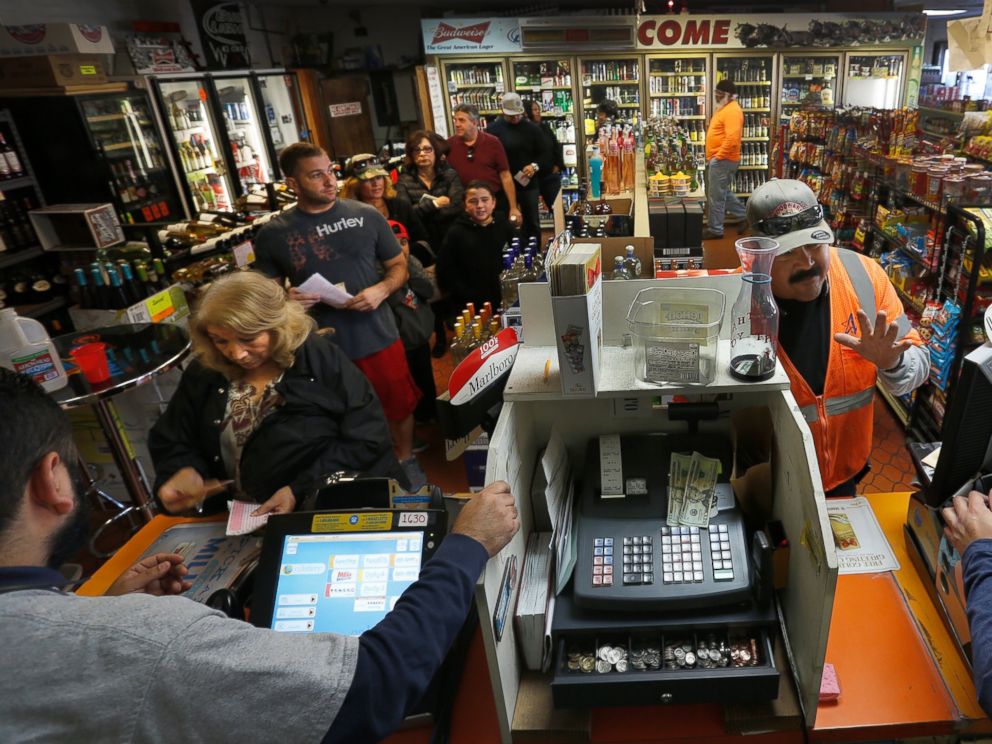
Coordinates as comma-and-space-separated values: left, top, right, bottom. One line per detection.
52, 323, 190, 526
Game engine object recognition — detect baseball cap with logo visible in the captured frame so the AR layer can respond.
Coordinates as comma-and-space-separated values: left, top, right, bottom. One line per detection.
745, 179, 835, 256
501, 92, 525, 116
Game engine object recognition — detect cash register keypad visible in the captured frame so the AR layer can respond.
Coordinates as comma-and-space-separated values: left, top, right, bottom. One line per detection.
707, 524, 735, 581
591, 537, 615, 586
660, 526, 703, 584
621, 536, 654, 585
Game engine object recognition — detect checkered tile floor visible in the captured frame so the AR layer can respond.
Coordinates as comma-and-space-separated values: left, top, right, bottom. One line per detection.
860, 396, 917, 494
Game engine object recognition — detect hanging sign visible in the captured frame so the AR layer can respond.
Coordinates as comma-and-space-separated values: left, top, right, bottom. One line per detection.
634, 14, 925, 50
191, 1, 251, 68
448, 328, 520, 406
422, 18, 522, 55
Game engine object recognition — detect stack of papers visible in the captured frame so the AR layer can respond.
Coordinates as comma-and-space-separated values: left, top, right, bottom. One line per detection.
298, 273, 354, 308
514, 531, 553, 671
548, 243, 602, 297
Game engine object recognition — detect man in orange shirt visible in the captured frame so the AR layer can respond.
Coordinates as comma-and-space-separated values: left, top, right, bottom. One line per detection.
704, 79, 746, 240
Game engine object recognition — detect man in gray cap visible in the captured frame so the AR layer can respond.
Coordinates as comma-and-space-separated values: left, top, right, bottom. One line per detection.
487, 92, 544, 242
746, 178, 930, 496
704, 78, 747, 240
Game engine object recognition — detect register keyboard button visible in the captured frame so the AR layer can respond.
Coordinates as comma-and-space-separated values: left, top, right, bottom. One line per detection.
604, 538, 614, 546
603, 575, 613, 586
593, 575, 603, 585
663, 572, 674, 583
713, 569, 734, 581
623, 573, 640, 585
643, 572, 653, 584
593, 556, 603, 565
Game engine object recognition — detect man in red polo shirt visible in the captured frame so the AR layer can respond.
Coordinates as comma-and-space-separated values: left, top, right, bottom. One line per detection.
446, 104, 521, 226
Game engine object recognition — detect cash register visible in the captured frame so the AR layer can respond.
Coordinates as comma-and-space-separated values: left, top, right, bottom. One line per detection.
905, 343, 992, 665
551, 429, 780, 708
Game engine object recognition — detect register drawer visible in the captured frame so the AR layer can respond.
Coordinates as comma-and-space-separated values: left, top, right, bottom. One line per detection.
550, 627, 778, 708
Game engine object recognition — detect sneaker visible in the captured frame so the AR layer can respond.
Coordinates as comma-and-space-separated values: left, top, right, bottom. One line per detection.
412, 435, 430, 454
702, 227, 724, 240
724, 215, 746, 225
400, 457, 428, 492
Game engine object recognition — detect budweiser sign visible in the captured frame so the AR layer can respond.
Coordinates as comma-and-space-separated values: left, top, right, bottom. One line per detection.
432, 21, 490, 46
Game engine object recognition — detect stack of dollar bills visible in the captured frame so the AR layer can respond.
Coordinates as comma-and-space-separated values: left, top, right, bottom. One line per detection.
667, 451, 720, 527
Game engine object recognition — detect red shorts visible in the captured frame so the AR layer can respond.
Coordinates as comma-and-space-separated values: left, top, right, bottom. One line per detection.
354, 338, 421, 422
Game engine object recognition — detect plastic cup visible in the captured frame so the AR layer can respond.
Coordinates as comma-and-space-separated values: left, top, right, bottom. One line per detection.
71, 342, 111, 384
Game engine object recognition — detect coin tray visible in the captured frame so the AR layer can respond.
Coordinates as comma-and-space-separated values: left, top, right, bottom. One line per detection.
552, 627, 778, 707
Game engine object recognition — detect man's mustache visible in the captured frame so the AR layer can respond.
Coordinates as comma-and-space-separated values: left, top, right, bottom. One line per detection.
789, 265, 823, 284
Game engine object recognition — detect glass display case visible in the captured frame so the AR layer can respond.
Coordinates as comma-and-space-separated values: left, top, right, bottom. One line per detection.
646, 54, 708, 156
843, 52, 907, 109
213, 74, 276, 191
779, 53, 841, 122
153, 77, 237, 213
441, 59, 507, 126
715, 54, 774, 198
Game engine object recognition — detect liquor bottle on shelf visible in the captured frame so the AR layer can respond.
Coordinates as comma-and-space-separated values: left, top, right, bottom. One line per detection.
0, 133, 23, 178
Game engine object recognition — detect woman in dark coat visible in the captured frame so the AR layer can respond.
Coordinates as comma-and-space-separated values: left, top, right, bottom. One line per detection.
522, 98, 565, 215
395, 130, 464, 253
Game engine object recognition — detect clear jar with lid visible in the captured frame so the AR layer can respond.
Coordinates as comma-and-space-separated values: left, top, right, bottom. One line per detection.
911, 163, 929, 196
926, 167, 946, 202
943, 175, 965, 203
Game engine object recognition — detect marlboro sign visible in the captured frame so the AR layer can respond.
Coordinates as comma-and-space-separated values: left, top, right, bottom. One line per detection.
448, 328, 520, 405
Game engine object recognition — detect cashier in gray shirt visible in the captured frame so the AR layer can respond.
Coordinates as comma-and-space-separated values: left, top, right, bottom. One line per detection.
0, 368, 519, 743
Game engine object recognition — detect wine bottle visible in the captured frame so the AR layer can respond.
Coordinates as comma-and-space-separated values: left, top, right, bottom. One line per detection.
105, 266, 130, 310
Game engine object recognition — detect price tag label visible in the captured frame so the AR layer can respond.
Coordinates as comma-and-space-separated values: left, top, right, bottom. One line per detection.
398, 511, 429, 527
146, 289, 176, 322
233, 240, 255, 268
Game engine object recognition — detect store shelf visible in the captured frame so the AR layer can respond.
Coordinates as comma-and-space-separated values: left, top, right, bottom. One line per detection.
514, 85, 572, 91
920, 129, 957, 139
449, 82, 501, 88
0, 175, 37, 192
742, 137, 770, 142
617, 103, 641, 108
586, 80, 639, 86
742, 108, 771, 113
478, 110, 502, 116
672, 114, 706, 120
0, 245, 43, 269
782, 74, 836, 79
103, 142, 136, 152
650, 91, 705, 97
729, 81, 772, 86
918, 106, 964, 119
895, 285, 927, 315
650, 72, 706, 77
962, 150, 992, 167
15, 296, 67, 318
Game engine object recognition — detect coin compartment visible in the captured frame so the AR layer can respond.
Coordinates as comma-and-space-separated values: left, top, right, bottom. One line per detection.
552, 626, 778, 707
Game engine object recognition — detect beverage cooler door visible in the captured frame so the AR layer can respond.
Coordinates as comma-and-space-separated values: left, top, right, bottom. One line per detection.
778, 53, 841, 124
440, 58, 508, 127
714, 54, 774, 199
579, 56, 642, 178
215, 75, 277, 190
509, 57, 579, 213
155, 78, 237, 214
843, 52, 906, 109
646, 54, 708, 164
78, 93, 183, 224
256, 72, 308, 158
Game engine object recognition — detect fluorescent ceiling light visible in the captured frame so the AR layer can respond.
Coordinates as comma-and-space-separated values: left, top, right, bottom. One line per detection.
922, 9, 967, 15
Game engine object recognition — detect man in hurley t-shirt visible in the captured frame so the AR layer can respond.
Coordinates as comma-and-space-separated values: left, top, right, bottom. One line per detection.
254, 143, 426, 490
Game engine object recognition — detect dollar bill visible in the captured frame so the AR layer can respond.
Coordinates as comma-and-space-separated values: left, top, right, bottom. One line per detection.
680, 452, 720, 527
667, 452, 693, 526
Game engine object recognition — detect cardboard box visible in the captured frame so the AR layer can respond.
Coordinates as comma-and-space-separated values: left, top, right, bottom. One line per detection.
0, 24, 114, 57
0, 54, 107, 88
68, 284, 191, 332
552, 276, 602, 397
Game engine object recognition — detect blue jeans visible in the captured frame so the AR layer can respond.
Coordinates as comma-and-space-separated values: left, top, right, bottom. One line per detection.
706, 158, 746, 233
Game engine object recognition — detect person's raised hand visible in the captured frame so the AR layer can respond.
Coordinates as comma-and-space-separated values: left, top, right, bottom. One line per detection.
452, 480, 520, 556
347, 283, 390, 312
289, 287, 322, 309
107, 553, 191, 596
833, 309, 912, 372
943, 490, 992, 557
252, 486, 297, 517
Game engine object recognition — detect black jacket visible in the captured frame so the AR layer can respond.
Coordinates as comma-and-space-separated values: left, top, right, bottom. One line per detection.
395, 164, 464, 249
535, 121, 564, 173
436, 212, 515, 311
486, 117, 543, 191
149, 334, 404, 506
384, 195, 430, 248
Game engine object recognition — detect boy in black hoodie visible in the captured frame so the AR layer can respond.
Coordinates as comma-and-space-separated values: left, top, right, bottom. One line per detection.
436, 180, 516, 313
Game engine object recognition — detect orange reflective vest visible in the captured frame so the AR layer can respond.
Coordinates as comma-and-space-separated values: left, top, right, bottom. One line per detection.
777, 248, 924, 492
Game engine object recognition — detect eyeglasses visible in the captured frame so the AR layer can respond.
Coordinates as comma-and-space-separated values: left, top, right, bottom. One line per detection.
466, 146, 475, 162
754, 203, 824, 237
413, 146, 434, 154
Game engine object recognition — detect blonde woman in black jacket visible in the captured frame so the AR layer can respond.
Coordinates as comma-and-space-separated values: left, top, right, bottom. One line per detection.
149, 271, 403, 515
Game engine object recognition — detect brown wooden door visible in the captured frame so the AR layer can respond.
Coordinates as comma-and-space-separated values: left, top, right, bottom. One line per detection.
320, 76, 375, 157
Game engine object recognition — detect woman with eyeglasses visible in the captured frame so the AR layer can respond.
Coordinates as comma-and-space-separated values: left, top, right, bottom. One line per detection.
340, 154, 430, 249
395, 130, 464, 251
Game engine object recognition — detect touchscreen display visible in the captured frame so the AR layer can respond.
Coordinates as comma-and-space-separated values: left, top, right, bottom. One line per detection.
271, 531, 424, 635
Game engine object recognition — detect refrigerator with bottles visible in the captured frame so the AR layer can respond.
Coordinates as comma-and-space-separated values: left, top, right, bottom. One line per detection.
508, 56, 580, 214
577, 55, 642, 181
438, 58, 509, 128
211, 72, 278, 192
645, 53, 709, 163
0, 91, 184, 227
150, 75, 240, 215
778, 53, 842, 124
714, 53, 776, 200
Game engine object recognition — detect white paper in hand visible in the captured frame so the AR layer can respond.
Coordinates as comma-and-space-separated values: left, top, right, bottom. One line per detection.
226, 500, 270, 536
298, 273, 354, 308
